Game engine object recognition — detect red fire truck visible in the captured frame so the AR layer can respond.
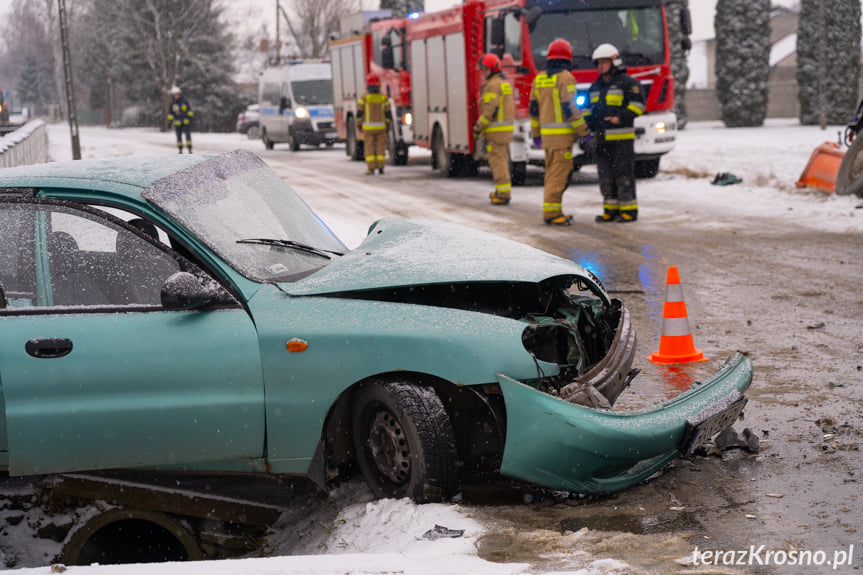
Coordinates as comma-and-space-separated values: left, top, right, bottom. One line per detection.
330, 11, 413, 166
331, 0, 690, 180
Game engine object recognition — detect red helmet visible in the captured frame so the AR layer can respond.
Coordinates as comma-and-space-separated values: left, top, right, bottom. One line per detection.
367, 73, 381, 86
546, 39, 573, 62
478, 53, 501, 74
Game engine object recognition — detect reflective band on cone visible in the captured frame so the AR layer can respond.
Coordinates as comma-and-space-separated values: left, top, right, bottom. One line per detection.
648, 266, 707, 365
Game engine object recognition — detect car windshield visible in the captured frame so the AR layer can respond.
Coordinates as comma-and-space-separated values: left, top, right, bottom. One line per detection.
529, 7, 665, 70
291, 79, 333, 105
142, 149, 348, 283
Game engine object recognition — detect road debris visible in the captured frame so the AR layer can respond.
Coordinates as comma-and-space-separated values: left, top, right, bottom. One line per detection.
422, 525, 465, 541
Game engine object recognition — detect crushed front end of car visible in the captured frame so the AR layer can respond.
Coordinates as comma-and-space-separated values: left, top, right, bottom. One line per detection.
496, 349, 752, 494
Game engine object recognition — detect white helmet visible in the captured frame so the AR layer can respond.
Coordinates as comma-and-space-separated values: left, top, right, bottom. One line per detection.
170, 85, 181, 95
592, 43, 622, 67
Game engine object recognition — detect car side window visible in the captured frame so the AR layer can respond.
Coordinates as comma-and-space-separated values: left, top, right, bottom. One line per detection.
0, 204, 36, 308
1, 202, 183, 309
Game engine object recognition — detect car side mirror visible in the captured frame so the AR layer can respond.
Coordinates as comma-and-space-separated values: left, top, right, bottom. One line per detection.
679, 8, 692, 37
0, 283, 6, 309
161, 272, 234, 310
680, 37, 692, 53
524, 7, 542, 33
279, 96, 290, 113
382, 46, 395, 70
490, 16, 506, 48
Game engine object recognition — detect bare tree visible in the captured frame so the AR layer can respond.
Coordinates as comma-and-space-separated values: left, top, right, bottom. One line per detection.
280, 0, 361, 60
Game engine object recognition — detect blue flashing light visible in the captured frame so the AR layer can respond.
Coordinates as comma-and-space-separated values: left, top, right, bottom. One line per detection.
575, 94, 587, 108
407, 12, 420, 19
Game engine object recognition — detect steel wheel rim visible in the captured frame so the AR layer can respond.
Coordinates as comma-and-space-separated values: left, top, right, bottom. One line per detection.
367, 409, 411, 484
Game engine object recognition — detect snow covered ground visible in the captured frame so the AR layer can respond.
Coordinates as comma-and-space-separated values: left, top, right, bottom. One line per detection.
4, 119, 862, 575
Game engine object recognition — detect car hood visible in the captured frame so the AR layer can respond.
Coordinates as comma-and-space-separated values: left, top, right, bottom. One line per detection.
281, 217, 605, 298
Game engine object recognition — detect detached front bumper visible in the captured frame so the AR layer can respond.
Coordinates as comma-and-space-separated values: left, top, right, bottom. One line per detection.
496, 352, 753, 494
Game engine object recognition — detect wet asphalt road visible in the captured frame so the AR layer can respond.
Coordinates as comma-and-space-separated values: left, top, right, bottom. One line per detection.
253, 145, 862, 574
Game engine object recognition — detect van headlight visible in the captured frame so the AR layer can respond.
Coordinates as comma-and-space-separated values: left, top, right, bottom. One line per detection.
402, 112, 412, 126
655, 121, 666, 134
295, 107, 309, 119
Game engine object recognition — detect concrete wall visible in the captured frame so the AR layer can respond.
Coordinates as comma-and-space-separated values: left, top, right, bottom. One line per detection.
0, 121, 49, 168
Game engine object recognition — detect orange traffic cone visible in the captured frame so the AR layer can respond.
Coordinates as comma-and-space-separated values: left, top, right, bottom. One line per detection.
648, 266, 707, 365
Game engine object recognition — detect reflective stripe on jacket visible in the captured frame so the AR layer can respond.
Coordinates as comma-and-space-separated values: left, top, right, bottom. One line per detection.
168, 96, 193, 128
584, 68, 645, 142
529, 69, 588, 149
477, 72, 514, 144
358, 92, 391, 131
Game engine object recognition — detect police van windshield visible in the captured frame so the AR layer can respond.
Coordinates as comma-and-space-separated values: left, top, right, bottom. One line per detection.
530, 7, 665, 70
291, 79, 333, 105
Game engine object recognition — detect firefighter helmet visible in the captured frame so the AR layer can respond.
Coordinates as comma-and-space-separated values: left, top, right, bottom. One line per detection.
170, 85, 181, 95
478, 53, 502, 74
367, 73, 381, 86
592, 43, 623, 68
546, 39, 573, 62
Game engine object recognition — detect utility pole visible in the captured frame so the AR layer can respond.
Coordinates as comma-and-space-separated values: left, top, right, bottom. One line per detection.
818, 0, 826, 130
275, 0, 281, 66
58, 0, 81, 159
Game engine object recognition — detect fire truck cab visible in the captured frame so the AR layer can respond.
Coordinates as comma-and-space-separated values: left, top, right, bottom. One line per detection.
409, 0, 689, 180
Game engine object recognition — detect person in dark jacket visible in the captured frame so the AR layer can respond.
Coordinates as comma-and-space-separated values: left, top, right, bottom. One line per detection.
168, 86, 193, 154
584, 43, 645, 222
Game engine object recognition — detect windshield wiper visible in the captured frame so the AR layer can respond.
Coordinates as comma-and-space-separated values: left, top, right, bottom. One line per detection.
236, 238, 343, 259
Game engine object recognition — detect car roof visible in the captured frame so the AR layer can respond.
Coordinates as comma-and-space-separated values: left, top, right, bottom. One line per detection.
0, 154, 210, 200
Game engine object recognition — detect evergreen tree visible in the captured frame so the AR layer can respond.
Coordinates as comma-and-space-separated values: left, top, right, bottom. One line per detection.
75, 0, 244, 131
797, 0, 861, 125
714, 0, 771, 127
666, 1, 691, 129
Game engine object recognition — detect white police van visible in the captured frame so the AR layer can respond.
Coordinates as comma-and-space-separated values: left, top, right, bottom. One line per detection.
258, 61, 338, 151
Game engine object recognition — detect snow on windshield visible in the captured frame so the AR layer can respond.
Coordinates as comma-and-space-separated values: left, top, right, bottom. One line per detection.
142, 149, 347, 282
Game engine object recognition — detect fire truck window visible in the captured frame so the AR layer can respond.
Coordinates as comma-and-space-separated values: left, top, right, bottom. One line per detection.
389, 29, 404, 70
484, 15, 521, 62
504, 13, 521, 62
373, 30, 383, 66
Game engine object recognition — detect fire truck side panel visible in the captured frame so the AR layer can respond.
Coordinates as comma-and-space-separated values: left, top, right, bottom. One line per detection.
411, 39, 429, 144
445, 33, 470, 152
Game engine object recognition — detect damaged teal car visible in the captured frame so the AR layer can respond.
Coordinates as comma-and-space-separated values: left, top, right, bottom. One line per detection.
0, 149, 752, 502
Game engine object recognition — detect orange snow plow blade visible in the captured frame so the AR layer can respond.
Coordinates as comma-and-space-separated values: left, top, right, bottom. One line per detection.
795, 142, 845, 193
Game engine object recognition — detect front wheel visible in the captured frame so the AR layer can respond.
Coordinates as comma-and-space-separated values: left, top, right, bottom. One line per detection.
352, 381, 457, 503
635, 158, 660, 179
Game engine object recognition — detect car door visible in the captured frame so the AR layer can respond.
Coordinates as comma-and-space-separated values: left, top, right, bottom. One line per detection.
0, 200, 265, 476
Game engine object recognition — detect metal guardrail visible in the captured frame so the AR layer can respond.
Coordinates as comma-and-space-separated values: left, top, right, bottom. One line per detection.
0, 120, 49, 168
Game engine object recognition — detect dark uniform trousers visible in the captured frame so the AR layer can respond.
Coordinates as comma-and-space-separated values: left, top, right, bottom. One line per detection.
586, 67, 645, 220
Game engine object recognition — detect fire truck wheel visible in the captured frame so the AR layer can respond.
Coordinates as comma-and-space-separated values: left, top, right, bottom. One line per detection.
432, 126, 454, 177
347, 117, 364, 161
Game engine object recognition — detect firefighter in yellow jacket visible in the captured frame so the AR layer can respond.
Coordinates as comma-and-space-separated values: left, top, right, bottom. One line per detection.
472, 53, 515, 205
358, 73, 392, 175
529, 39, 589, 225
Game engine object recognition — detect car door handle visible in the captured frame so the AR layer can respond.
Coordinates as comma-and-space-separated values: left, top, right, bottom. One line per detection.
25, 338, 74, 359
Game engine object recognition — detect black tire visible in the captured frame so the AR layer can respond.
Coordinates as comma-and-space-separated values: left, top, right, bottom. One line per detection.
394, 141, 409, 166
432, 126, 454, 177
635, 158, 660, 179
510, 160, 527, 186
836, 135, 863, 196
288, 129, 300, 152
347, 116, 364, 161
352, 381, 457, 503
262, 129, 275, 150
